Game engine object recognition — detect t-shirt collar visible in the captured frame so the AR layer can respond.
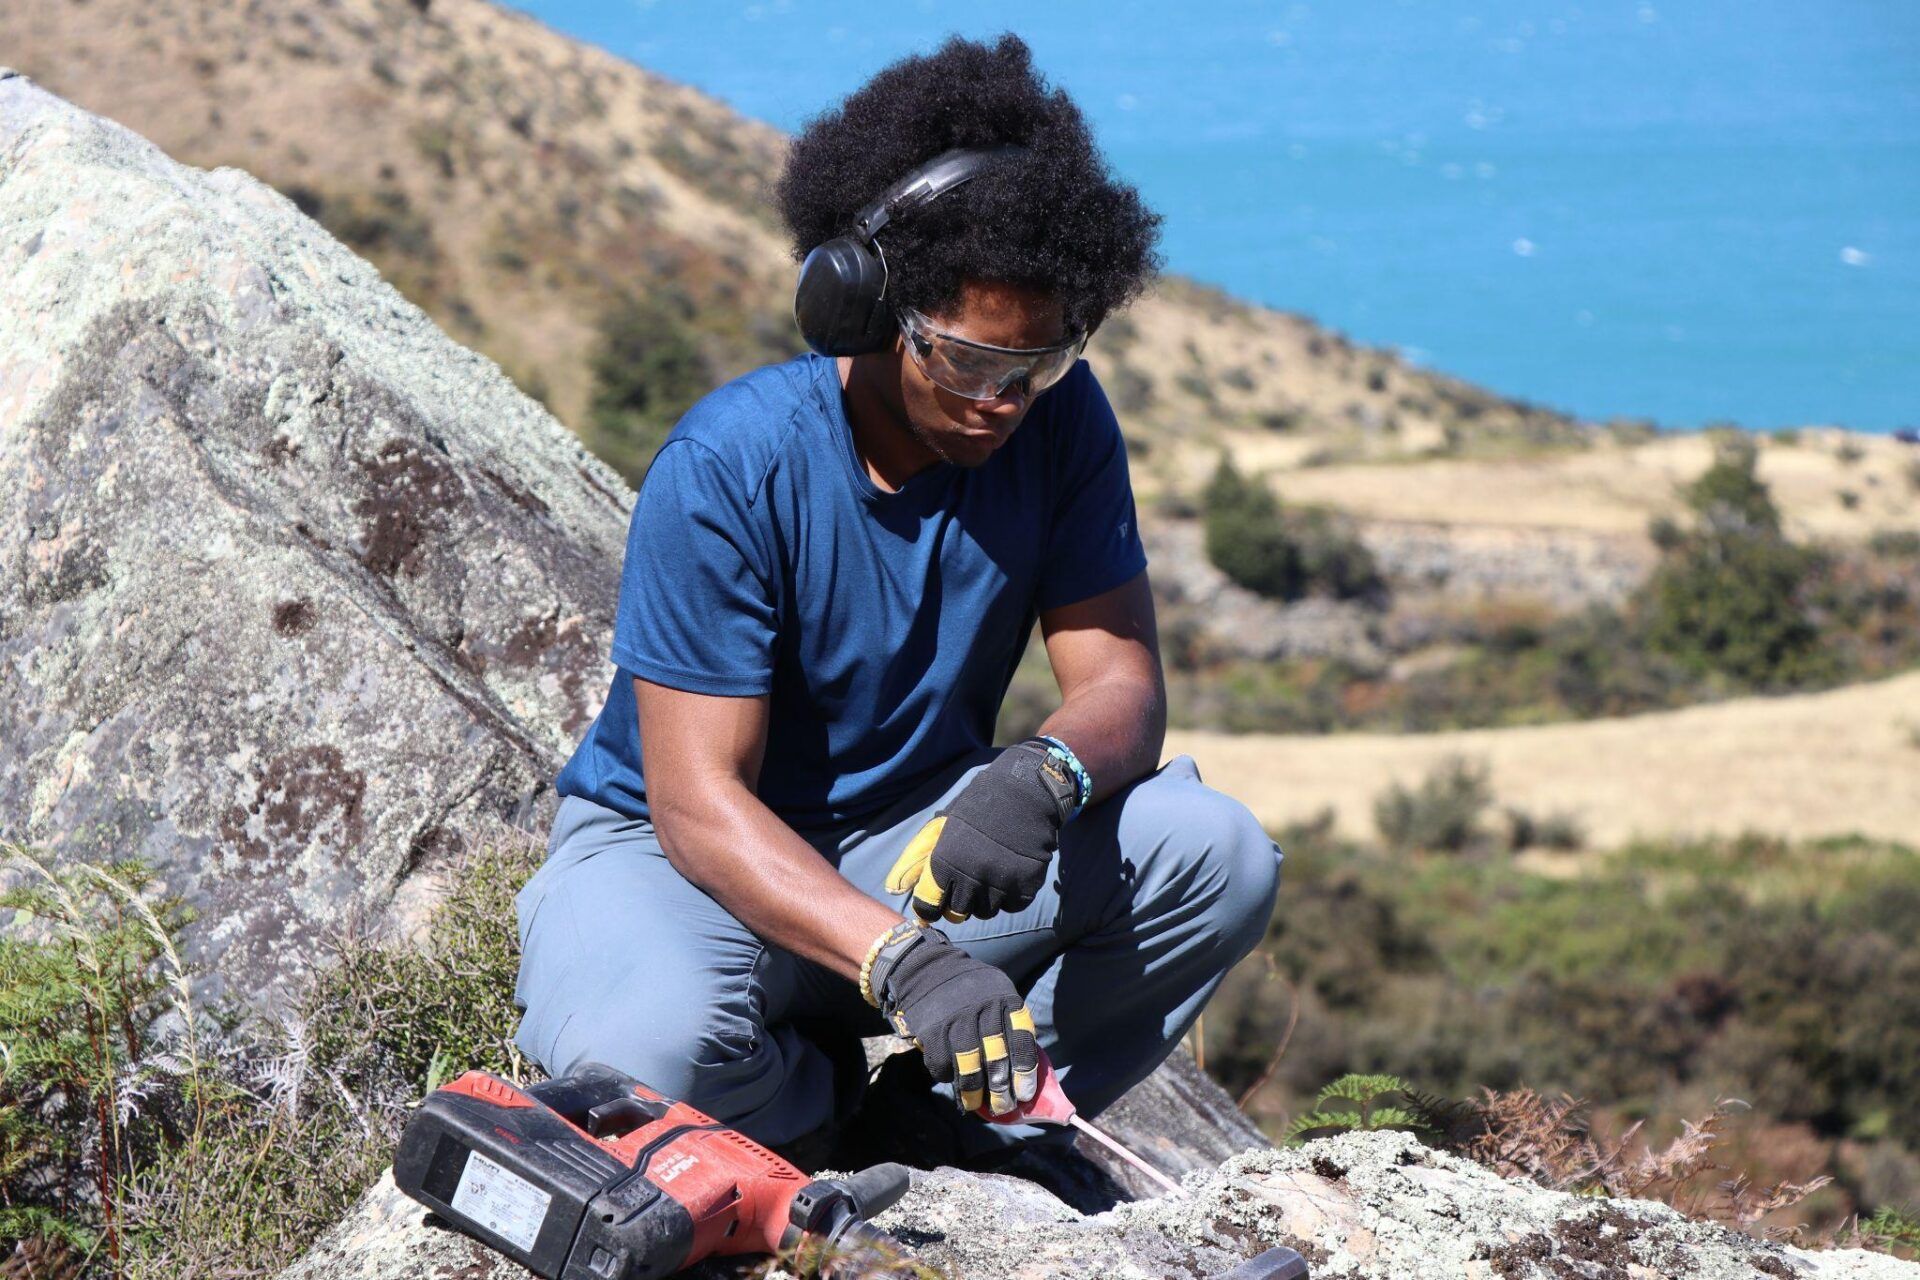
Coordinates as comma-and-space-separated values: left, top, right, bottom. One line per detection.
812, 352, 954, 505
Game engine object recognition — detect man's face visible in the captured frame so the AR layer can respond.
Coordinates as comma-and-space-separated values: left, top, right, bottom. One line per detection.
891, 280, 1071, 469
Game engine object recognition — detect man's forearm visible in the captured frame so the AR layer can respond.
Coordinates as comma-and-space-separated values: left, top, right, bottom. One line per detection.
650, 779, 903, 984
1034, 670, 1166, 806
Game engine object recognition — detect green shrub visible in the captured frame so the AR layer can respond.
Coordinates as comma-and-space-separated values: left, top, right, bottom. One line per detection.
1212, 829, 1920, 1214
1682, 436, 1778, 536
1637, 438, 1827, 687
1373, 756, 1493, 854
1289, 508, 1384, 601
1174, 370, 1217, 404
1505, 807, 1586, 853
1202, 456, 1381, 602
123, 836, 539, 1278
1871, 530, 1920, 558
1639, 534, 1825, 686
1104, 361, 1154, 415
1862, 1205, 1920, 1254
582, 288, 711, 485
306, 188, 439, 264
1204, 455, 1303, 600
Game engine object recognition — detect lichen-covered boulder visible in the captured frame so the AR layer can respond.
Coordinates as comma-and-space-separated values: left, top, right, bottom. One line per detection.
279, 1131, 1919, 1280
0, 69, 631, 997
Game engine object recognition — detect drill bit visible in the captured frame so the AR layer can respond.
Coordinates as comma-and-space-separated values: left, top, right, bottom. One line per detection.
1068, 1114, 1186, 1198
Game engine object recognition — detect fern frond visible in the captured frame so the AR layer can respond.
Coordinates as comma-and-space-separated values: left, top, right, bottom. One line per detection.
1317, 1072, 1407, 1106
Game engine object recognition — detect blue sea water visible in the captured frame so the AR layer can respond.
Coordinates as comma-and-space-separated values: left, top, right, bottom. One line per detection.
516, 1, 1920, 431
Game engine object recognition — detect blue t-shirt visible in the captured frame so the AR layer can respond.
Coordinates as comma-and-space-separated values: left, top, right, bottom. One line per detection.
554, 350, 1147, 830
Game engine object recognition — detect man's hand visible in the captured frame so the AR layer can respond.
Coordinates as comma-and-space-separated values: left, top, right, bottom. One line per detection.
869, 927, 1039, 1114
885, 739, 1078, 922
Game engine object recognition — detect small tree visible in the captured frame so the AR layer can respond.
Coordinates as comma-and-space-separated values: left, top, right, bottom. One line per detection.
1204, 455, 1304, 599
1203, 456, 1382, 602
1637, 439, 1826, 687
1290, 507, 1384, 601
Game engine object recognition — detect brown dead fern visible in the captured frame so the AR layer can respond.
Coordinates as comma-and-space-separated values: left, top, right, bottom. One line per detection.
1465, 1090, 1831, 1231
1464, 1087, 1629, 1190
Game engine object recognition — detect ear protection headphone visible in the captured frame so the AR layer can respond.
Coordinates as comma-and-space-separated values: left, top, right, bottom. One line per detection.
793, 145, 1026, 357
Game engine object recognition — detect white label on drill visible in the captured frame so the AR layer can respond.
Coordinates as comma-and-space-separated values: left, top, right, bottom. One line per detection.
451, 1150, 551, 1252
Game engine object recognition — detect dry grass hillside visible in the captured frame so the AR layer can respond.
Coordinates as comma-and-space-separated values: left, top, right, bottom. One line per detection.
1167, 668, 1920, 848
1230, 425, 1920, 545
9, 0, 1588, 467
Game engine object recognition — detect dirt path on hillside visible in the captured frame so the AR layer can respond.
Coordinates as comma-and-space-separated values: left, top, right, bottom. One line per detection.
1165, 671, 1920, 848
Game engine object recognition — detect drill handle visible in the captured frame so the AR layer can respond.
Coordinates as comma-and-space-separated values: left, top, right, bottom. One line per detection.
524, 1062, 642, 1128
841, 1163, 912, 1219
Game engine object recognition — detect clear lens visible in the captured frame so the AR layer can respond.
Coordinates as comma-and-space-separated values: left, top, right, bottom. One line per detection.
900, 310, 1085, 401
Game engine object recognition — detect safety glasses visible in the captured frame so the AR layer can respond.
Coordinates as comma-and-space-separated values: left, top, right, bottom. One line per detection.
897, 307, 1088, 402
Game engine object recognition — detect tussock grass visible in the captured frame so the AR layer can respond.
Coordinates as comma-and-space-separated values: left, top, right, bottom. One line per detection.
0, 833, 540, 1279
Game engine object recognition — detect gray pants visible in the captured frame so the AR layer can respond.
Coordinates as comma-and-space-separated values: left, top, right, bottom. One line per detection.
511, 751, 1281, 1154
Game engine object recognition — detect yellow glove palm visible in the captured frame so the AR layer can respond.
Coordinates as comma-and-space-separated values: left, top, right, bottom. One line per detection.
884, 815, 972, 923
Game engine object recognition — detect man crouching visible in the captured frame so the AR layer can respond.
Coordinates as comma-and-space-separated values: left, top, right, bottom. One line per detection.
512, 32, 1281, 1170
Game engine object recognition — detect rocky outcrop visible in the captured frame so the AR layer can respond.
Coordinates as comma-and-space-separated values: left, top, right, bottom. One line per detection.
1361, 519, 1655, 612
0, 70, 630, 996
1146, 520, 1384, 666
279, 1130, 1916, 1280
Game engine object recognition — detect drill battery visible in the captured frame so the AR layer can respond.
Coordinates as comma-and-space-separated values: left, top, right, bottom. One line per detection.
394, 1063, 908, 1280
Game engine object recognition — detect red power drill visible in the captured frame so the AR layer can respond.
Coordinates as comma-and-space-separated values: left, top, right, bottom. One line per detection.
394, 1063, 911, 1280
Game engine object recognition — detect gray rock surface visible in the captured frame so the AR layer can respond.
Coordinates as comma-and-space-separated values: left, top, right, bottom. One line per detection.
279, 1131, 1917, 1280
1362, 519, 1655, 612
0, 71, 631, 996
1145, 513, 1653, 675
1146, 520, 1384, 666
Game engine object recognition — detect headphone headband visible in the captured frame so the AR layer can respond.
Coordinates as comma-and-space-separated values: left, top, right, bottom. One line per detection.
851, 145, 1025, 241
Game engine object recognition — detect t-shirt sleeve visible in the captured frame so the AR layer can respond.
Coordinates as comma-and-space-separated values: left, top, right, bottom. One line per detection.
609, 439, 776, 696
1035, 362, 1150, 612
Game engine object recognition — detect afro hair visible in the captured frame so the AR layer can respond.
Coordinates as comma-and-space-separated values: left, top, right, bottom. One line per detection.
775, 33, 1164, 338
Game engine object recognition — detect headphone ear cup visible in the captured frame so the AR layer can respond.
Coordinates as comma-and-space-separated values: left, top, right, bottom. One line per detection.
795, 237, 895, 356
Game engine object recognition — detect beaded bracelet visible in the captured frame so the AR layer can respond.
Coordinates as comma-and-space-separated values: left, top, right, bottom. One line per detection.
859, 919, 924, 1008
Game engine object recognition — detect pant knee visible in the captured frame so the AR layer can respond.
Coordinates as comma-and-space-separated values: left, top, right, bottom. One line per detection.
1186, 790, 1282, 957
543, 993, 761, 1110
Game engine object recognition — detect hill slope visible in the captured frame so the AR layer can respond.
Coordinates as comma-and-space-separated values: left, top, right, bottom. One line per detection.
7, 0, 1588, 475
1167, 668, 1920, 847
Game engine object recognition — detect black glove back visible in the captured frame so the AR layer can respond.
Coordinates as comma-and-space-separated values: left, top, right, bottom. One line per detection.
887, 740, 1076, 922
869, 928, 1041, 1114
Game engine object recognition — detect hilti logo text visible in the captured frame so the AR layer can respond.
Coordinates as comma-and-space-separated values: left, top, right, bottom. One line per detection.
656, 1153, 698, 1184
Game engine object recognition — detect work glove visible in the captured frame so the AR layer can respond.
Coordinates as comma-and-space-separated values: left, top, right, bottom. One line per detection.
885, 739, 1081, 923
867, 925, 1040, 1116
